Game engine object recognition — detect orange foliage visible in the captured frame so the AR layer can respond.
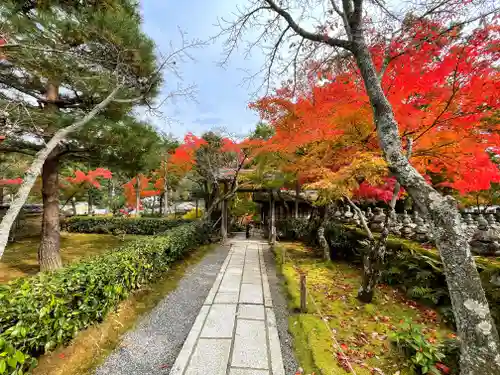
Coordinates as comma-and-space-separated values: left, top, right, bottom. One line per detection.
123, 174, 161, 208
250, 19, 500, 197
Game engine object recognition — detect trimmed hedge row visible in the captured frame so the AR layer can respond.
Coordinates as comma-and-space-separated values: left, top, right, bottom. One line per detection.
61, 216, 191, 235
276, 218, 500, 330
0, 221, 212, 374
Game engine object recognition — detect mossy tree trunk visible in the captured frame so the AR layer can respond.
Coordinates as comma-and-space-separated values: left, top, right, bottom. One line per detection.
357, 239, 385, 303
317, 205, 331, 261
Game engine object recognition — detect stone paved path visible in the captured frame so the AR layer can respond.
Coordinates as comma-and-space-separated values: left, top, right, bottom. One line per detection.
170, 235, 285, 375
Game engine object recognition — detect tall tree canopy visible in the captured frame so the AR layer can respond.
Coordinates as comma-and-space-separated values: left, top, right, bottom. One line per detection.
0, 0, 160, 268
170, 131, 250, 217
251, 19, 500, 200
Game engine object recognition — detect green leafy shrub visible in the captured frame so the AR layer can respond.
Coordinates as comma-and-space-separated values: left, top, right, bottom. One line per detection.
61, 216, 191, 235
230, 222, 246, 232
0, 221, 212, 370
390, 321, 447, 374
276, 218, 317, 243
0, 338, 36, 375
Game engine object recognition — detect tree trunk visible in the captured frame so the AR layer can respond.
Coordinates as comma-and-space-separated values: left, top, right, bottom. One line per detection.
71, 198, 77, 216
352, 36, 500, 373
135, 177, 141, 217
295, 179, 300, 218
0, 187, 3, 205
195, 198, 199, 218
38, 155, 62, 271
221, 198, 228, 241
270, 191, 276, 245
278, 190, 290, 217
317, 206, 331, 261
87, 190, 93, 215
357, 239, 385, 303
162, 179, 169, 216
0, 86, 122, 259
107, 179, 113, 215
159, 193, 164, 216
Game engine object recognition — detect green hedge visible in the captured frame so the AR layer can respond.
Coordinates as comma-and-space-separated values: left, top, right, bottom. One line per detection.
0, 221, 212, 374
276, 218, 500, 330
61, 216, 191, 235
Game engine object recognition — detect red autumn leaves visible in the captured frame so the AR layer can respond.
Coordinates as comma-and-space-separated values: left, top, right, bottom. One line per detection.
65, 168, 112, 189
0, 178, 22, 186
249, 18, 500, 199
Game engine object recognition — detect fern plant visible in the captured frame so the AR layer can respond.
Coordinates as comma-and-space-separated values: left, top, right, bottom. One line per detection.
390, 320, 447, 375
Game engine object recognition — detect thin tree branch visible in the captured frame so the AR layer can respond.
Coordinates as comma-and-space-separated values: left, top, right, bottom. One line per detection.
344, 194, 374, 240
264, 0, 353, 50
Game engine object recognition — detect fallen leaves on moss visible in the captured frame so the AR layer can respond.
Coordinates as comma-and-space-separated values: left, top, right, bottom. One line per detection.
278, 242, 453, 375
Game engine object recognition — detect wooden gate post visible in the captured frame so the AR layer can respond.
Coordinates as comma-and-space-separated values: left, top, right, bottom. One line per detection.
270, 190, 276, 245
300, 273, 307, 313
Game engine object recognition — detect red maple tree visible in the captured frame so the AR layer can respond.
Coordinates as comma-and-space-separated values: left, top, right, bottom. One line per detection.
250, 19, 500, 199
65, 168, 112, 189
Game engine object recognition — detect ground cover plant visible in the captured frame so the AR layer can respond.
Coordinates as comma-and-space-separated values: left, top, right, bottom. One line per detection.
278, 243, 456, 375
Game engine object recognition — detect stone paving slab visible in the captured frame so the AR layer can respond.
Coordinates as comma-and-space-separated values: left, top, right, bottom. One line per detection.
230, 369, 269, 375
238, 304, 265, 320
214, 290, 239, 304
219, 274, 242, 292
184, 338, 231, 375
239, 283, 264, 304
201, 304, 237, 338
231, 319, 268, 369
169, 235, 285, 375
170, 305, 210, 375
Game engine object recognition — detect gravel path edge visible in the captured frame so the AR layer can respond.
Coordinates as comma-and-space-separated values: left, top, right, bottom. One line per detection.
264, 244, 300, 375
94, 244, 230, 375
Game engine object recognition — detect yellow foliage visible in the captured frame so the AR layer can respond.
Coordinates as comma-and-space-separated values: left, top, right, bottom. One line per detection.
304, 151, 388, 201
182, 208, 203, 219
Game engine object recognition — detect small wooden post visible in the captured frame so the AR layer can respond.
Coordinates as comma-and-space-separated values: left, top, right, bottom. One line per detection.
300, 273, 307, 313
195, 198, 199, 218
281, 246, 286, 265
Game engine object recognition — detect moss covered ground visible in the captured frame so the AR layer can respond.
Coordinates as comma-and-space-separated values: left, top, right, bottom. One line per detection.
277, 242, 454, 375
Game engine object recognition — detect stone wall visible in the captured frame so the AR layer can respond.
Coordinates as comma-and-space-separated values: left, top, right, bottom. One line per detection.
333, 206, 500, 256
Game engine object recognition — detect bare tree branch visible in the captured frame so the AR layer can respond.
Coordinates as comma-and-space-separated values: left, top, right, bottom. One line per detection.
264, 0, 353, 50
0, 85, 122, 257
344, 194, 374, 240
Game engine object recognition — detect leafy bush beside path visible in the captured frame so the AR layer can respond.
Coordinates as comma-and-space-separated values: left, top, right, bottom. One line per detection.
61, 216, 191, 235
0, 221, 211, 374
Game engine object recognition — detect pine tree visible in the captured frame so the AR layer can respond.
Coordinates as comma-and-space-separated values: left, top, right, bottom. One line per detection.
0, 0, 159, 269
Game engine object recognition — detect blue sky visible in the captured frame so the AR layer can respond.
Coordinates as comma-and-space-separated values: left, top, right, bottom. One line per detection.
139, 0, 263, 140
